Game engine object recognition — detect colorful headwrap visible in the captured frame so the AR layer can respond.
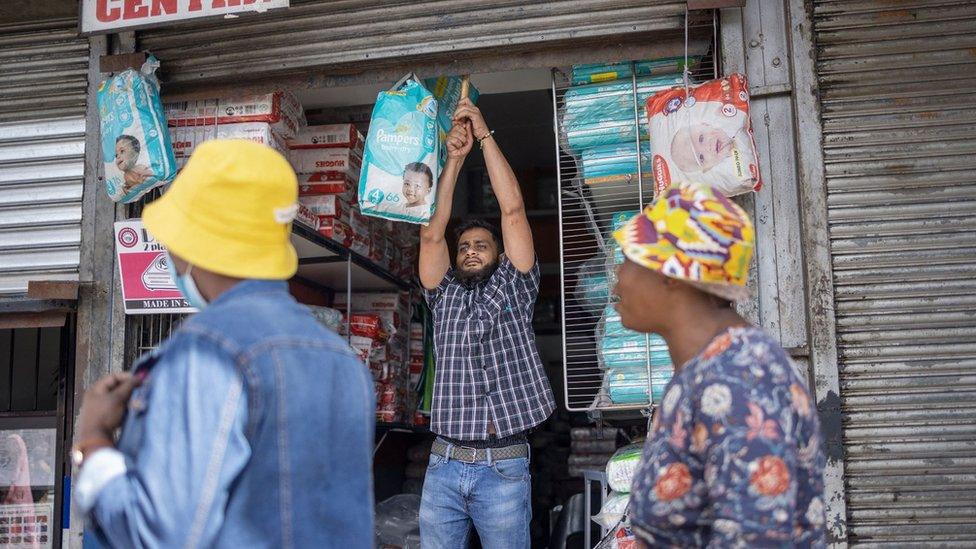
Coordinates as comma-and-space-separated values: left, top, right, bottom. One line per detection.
612, 183, 755, 301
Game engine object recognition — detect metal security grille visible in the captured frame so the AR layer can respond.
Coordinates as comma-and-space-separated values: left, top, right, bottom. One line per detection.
813, 1, 976, 544
0, 20, 88, 295
126, 314, 185, 364
555, 22, 718, 412
138, 0, 690, 89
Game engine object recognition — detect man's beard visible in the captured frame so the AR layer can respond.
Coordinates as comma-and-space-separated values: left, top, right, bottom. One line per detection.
457, 258, 499, 288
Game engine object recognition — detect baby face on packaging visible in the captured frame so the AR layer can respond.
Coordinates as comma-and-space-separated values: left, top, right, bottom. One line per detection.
670, 123, 733, 173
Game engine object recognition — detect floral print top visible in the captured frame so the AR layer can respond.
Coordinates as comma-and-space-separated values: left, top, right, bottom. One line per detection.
630, 327, 826, 548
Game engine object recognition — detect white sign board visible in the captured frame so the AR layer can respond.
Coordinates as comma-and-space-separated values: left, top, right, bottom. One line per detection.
81, 0, 290, 34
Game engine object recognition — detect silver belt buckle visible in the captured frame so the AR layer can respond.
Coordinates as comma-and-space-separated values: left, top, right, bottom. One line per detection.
455, 445, 478, 464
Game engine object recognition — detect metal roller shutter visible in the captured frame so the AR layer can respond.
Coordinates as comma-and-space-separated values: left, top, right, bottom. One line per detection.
0, 19, 88, 295
813, 1, 976, 544
139, 0, 687, 87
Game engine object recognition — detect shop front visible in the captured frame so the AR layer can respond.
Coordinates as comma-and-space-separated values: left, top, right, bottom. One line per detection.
63, 0, 896, 546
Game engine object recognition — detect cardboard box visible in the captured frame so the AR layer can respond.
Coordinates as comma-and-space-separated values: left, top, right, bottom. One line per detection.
298, 172, 357, 199
288, 124, 364, 157
334, 293, 410, 312
169, 123, 289, 165
301, 195, 348, 220
289, 147, 362, 178
318, 218, 353, 246
165, 91, 306, 138
295, 203, 321, 231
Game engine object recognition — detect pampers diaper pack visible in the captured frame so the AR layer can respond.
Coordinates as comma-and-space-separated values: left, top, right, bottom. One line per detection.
359, 74, 439, 225
97, 56, 176, 203
646, 73, 762, 197
424, 76, 479, 170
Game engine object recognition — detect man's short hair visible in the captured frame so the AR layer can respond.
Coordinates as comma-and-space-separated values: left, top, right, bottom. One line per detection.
454, 219, 503, 251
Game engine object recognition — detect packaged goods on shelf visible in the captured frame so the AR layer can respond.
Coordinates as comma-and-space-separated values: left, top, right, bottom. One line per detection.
342, 313, 392, 343
164, 90, 305, 138
287, 123, 364, 157
289, 147, 362, 179
581, 142, 652, 185
424, 75, 480, 169
298, 172, 357, 200
169, 122, 289, 164
646, 73, 762, 197
593, 492, 631, 529
294, 203, 321, 231
97, 57, 176, 203
606, 444, 642, 493
301, 194, 348, 220
562, 75, 683, 151
570, 56, 703, 85
307, 306, 342, 333
334, 292, 411, 313
349, 335, 374, 363
318, 217, 353, 245
604, 367, 670, 404
573, 256, 611, 313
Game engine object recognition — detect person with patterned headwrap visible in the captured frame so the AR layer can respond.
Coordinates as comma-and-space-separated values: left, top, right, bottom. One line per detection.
611, 183, 827, 547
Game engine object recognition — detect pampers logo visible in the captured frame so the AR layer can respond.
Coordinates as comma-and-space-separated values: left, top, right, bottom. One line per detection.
376, 128, 420, 147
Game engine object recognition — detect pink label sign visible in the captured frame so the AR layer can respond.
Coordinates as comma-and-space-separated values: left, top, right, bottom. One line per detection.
115, 220, 196, 314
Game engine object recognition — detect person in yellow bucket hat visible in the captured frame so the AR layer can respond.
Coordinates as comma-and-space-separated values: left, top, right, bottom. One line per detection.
73, 140, 375, 547
611, 183, 827, 547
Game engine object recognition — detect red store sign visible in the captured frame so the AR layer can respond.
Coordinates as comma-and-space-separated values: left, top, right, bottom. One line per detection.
81, 0, 289, 34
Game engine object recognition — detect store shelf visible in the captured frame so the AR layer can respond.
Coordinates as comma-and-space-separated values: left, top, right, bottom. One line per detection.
291, 222, 413, 292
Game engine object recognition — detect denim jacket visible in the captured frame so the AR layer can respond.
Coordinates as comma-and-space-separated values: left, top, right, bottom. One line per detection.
76, 280, 375, 548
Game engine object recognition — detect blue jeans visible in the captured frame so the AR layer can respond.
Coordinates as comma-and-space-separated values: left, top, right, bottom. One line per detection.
419, 443, 531, 549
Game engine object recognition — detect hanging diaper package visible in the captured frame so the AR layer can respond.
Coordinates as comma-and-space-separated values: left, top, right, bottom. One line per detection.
646, 73, 762, 198
97, 56, 176, 203
425, 76, 480, 170
359, 74, 440, 225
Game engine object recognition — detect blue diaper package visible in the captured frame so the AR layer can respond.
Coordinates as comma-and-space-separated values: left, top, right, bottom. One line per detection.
97, 56, 176, 203
571, 57, 704, 85
424, 76, 480, 170
580, 143, 652, 184
360, 74, 440, 224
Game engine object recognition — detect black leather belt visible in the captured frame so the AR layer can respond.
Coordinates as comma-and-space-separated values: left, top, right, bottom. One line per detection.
431, 439, 529, 463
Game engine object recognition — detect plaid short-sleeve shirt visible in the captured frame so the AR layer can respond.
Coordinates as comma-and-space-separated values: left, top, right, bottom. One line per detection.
424, 257, 556, 440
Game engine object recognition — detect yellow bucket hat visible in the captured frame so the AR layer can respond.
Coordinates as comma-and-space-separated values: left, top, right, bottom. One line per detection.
613, 183, 755, 301
143, 139, 299, 280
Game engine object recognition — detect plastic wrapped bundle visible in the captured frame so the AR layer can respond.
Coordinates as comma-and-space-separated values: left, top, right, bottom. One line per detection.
571, 56, 704, 85
580, 142, 652, 185
606, 444, 643, 493
308, 306, 343, 333
573, 256, 612, 313
593, 492, 631, 529
605, 367, 672, 404
562, 75, 683, 151
646, 73, 762, 197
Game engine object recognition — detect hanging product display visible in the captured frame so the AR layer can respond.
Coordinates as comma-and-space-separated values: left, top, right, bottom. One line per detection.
646, 73, 762, 197
359, 74, 440, 225
425, 75, 480, 169
97, 56, 177, 203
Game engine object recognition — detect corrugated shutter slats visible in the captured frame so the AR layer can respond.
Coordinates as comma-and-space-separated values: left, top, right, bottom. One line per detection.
0, 21, 87, 295
814, 0, 976, 544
